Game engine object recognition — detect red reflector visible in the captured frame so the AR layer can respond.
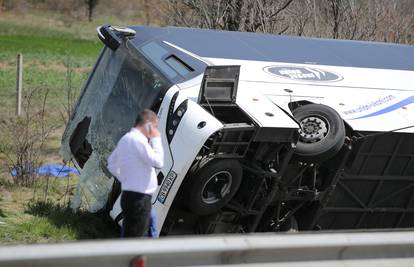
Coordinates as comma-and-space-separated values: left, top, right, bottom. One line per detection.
130, 256, 145, 267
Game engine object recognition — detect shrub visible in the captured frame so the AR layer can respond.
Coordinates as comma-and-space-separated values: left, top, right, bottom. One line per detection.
0, 87, 59, 187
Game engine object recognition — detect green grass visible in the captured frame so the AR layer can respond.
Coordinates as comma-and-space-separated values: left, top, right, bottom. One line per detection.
0, 177, 119, 244
0, 35, 101, 61
0, 11, 102, 166
26, 201, 118, 240
0, 11, 144, 41
0, 12, 102, 118
0, 11, 118, 244
0, 202, 119, 244
0, 19, 88, 40
1, 216, 78, 243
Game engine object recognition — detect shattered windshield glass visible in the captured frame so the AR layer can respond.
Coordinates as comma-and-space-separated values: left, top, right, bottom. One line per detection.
60, 44, 170, 212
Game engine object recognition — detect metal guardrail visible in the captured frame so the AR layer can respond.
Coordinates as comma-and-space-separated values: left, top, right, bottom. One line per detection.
0, 230, 414, 267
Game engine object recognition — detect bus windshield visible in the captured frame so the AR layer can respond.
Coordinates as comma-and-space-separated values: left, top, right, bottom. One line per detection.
60, 44, 170, 212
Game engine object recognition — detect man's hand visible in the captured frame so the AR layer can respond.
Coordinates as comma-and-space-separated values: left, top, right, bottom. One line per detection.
149, 126, 161, 138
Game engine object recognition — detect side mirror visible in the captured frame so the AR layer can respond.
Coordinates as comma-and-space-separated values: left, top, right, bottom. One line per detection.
97, 24, 136, 51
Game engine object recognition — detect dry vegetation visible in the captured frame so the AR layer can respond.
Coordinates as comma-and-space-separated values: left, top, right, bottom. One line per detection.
164, 0, 414, 44
1, 0, 413, 44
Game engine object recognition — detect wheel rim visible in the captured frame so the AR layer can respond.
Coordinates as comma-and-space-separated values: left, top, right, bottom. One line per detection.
201, 171, 233, 204
298, 116, 329, 143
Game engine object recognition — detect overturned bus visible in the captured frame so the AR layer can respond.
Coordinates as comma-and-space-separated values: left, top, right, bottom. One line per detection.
61, 25, 414, 236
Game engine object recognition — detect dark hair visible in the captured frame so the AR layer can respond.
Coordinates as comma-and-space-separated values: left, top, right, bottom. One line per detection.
134, 109, 158, 126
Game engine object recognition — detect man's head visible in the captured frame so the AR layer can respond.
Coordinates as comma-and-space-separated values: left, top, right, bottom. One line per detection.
134, 109, 159, 137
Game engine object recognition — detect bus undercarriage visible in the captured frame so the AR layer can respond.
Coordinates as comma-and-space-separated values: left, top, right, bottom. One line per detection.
161, 129, 414, 235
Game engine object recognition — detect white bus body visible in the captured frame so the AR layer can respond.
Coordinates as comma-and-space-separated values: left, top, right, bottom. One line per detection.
61, 25, 414, 235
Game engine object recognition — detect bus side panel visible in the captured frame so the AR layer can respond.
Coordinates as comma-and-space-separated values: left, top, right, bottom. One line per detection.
153, 99, 223, 235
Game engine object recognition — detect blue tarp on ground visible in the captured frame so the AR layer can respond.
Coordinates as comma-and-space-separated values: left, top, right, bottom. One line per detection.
11, 164, 80, 177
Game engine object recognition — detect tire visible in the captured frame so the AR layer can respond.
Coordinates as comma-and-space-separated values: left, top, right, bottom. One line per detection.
293, 104, 345, 162
185, 159, 242, 215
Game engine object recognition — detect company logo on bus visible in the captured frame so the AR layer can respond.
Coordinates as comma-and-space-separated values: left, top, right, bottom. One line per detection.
264, 66, 343, 82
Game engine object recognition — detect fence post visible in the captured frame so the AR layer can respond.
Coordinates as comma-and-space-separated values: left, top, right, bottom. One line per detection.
16, 53, 23, 116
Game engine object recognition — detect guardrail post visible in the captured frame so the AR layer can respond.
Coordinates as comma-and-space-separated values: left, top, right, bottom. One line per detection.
16, 53, 23, 116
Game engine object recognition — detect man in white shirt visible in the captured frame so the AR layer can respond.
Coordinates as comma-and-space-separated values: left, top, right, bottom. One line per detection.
107, 109, 164, 237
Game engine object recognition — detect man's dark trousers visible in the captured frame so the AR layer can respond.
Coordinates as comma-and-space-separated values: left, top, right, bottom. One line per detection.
121, 190, 152, 237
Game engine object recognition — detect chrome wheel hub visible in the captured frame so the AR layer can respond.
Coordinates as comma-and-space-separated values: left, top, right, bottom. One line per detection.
201, 171, 233, 204
298, 116, 329, 143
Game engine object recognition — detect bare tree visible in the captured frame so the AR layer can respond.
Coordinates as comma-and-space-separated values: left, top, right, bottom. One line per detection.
285, 0, 312, 36
85, 0, 99, 22
60, 58, 78, 125
143, 0, 151, 25
1, 0, 20, 11
3, 0, 413, 44
375, 0, 414, 44
165, 0, 295, 34
304, 0, 380, 41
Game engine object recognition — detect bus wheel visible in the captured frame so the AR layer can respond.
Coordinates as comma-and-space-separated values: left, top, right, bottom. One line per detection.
293, 104, 345, 162
186, 159, 242, 215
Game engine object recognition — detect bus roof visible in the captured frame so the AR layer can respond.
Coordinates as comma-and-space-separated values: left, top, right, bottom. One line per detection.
130, 25, 414, 71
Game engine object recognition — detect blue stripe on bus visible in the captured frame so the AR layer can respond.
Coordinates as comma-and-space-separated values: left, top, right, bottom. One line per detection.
351, 95, 414, 120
